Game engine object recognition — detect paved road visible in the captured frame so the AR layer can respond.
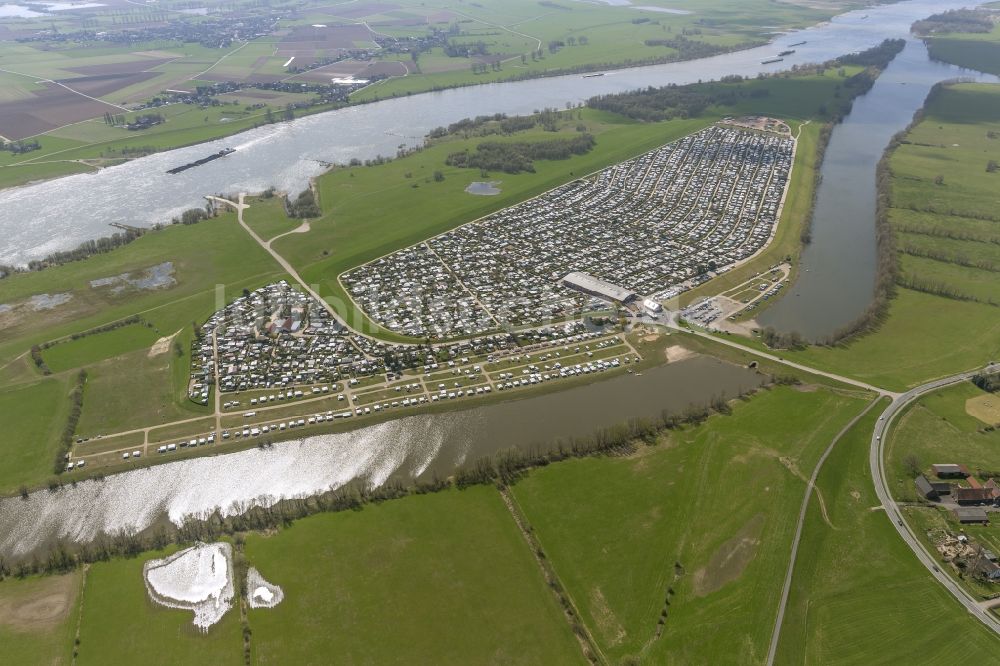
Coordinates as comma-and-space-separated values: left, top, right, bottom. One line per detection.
657, 318, 1000, 641
869, 363, 1000, 635
660, 319, 899, 397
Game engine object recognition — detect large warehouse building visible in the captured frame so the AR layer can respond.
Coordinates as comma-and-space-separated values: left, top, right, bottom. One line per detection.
562, 271, 638, 305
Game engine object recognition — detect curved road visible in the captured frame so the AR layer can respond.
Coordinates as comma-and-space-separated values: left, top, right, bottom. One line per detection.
870, 363, 1000, 634
660, 318, 1000, 640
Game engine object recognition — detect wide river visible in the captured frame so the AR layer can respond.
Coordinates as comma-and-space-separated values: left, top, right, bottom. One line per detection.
757, 38, 998, 337
0, 0, 985, 272
0, 355, 761, 558
2, 0, 998, 558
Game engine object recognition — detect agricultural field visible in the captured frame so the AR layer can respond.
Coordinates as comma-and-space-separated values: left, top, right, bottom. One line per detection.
782, 83, 1000, 390
0, 570, 82, 666
0, 377, 71, 495
75, 551, 245, 666
244, 486, 582, 664
511, 385, 872, 663
344, 0, 881, 101
0, 0, 879, 190
774, 401, 1000, 663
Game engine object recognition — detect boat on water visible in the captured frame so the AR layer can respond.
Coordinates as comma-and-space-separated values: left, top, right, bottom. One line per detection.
582, 72, 605, 78
761, 57, 784, 64
789, 40, 806, 47
166, 148, 236, 175
778, 49, 795, 56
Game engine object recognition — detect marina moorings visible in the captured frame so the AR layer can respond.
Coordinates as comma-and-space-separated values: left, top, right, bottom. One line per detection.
342, 122, 794, 338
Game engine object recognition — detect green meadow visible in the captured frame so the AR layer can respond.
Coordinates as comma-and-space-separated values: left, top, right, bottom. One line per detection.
923, 19, 1000, 76
75, 552, 245, 666
774, 401, 1000, 663
0, 570, 82, 666
244, 486, 582, 664
511, 386, 871, 663
0, 378, 71, 494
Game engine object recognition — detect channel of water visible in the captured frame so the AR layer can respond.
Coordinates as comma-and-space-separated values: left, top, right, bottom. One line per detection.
0, 354, 761, 558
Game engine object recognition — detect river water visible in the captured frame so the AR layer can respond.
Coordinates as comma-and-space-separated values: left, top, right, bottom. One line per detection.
757, 39, 999, 337
0, 355, 761, 558
0, 0, 982, 269
2, 0, 997, 558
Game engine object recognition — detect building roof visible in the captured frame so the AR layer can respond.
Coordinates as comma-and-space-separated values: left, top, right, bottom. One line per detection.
932, 463, 967, 476
953, 507, 989, 522
955, 487, 993, 502
562, 271, 637, 304
915, 475, 936, 497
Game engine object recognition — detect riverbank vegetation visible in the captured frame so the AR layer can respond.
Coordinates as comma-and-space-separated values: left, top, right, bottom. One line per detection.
445, 133, 596, 174
3, 381, 887, 664
783, 82, 1000, 389
914, 8, 1000, 76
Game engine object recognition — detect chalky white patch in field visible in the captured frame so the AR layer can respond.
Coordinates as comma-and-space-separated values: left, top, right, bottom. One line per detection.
247, 567, 284, 609
143, 542, 234, 630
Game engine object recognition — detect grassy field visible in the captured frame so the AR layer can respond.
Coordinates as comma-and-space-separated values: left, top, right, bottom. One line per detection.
923, 19, 1000, 75
884, 381, 1000, 602
244, 485, 583, 664
510, 385, 871, 663
774, 400, 1000, 663
0, 208, 281, 368
780, 83, 1000, 390
885, 381, 1000, 495
0, 377, 71, 494
42, 323, 164, 374
76, 346, 211, 437
75, 552, 245, 666
240, 196, 300, 242
346, 0, 873, 101
0, 209, 283, 489
0, 570, 82, 666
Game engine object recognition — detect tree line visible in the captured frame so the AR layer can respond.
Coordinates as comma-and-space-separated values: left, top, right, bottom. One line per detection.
912, 9, 997, 35
445, 134, 595, 174
1, 375, 783, 576
587, 39, 904, 124
973, 371, 1000, 393
286, 189, 320, 218
52, 370, 87, 475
